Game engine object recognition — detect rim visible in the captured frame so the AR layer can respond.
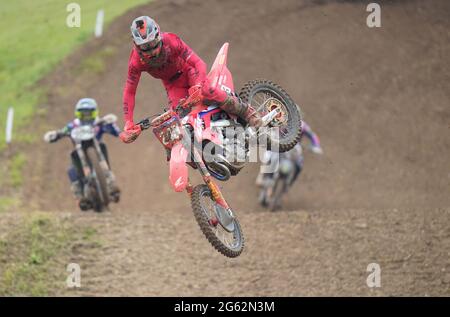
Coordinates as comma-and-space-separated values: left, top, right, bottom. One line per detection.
249, 89, 290, 138
199, 189, 241, 250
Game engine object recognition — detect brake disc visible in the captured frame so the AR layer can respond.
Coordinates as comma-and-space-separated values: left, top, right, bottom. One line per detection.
214, 204, 235, 232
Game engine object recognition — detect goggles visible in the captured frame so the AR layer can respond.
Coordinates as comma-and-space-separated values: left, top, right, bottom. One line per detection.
138, 39, 161, 52
76, 109, 98, 121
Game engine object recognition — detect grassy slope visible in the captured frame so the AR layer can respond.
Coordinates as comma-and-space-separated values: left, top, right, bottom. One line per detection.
0, 1, 149, 294
0, 212, 101, 296
0, 0, 150, 149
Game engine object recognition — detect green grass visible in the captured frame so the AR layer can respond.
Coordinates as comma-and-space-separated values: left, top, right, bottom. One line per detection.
77, 46, 116, 75
9, 153, 27, 187
0, 213, 74, 296
82, 227, 103, 247
0, 213, 103, 295
0, 0, 150, 150
0, 152, 26, 189
0, 197, 18, 213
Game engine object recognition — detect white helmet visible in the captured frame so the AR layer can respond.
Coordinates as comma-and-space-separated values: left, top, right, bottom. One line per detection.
75, 98, 98, 122
130, 16, 161, 52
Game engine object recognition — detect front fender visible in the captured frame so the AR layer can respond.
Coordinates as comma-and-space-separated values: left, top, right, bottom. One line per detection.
169, 142, 189, 192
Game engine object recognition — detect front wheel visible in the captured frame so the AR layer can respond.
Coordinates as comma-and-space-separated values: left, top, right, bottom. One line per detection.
191, 184, 244, 258
239, 79, 302, 153
268, 177, 285, 212
85, 147, 110, 212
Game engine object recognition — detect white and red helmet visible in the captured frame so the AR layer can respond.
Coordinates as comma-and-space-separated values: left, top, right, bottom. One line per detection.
130, 16, 161, 52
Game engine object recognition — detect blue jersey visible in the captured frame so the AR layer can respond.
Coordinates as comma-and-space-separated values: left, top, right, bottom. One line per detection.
263, 121, 321, 168
60, 118, 120, 141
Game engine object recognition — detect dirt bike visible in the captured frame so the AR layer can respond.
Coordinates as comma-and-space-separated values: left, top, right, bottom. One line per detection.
133, 43, 302, 257
45, 116, 119, 212
72, 124, 112, 212
259, 155, 296, 212
258, 143, 323, 211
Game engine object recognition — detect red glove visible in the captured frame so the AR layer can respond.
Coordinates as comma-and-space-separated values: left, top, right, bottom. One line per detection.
187, 84, 203, 105
188, 84, 201, 96
119, 121, 142, 144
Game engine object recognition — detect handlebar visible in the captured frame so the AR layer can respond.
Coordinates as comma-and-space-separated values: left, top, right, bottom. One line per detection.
137, 117, 152, 130
135, 85, 204, 132
136, 109, 179, 132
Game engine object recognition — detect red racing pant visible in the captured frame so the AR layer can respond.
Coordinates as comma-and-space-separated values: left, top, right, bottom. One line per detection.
164, 67, 203, 110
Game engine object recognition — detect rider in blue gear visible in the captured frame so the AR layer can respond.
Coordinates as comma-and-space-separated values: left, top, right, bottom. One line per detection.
44, 98, 121, 210
256, 120, 323, 188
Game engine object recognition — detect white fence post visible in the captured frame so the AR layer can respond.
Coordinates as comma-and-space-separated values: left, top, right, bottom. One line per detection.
5, 107, 14, 144
95, 9, 104, 38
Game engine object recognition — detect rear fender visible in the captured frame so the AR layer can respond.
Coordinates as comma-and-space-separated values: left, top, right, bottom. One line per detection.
204, 43, 235, 97
169, 142, 189, 192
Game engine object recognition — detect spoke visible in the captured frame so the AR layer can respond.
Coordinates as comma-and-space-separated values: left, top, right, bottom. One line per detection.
254, 91, 276, 113
253, 92, 265, 108
251, 95, 264, 111
256, 92, 267, 105
201, 195, 214, 221
222, 232, 229, 247
255, 102, 265, 113
254, 92, 270, 112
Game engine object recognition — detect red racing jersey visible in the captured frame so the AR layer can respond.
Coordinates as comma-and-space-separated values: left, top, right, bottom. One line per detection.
123, 32, 207, 122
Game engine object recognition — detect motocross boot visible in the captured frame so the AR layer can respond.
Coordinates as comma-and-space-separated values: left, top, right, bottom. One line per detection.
71, 180, 91, 211
220, 95, 263, 128
106, 171, 121, 203
109, 184, 121, 203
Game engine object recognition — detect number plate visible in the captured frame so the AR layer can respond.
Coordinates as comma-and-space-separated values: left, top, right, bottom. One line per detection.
152, 116, 183, 149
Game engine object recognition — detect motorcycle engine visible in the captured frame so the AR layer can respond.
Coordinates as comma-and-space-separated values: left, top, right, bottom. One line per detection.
205, 113, 247, 179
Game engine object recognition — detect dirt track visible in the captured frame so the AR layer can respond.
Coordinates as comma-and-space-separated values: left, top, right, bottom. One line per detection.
22, 0, 450, 295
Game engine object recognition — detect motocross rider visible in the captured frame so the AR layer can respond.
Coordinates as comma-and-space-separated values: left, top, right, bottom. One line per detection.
119, 16, 263, 144
44, 98, 121, 210
256, 121, 323, 187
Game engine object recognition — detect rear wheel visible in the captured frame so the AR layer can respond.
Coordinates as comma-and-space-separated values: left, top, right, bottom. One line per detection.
239, 79, 302, 152
86, 147, 109, 212
191, 184, 244, 258
268, 177, 285, 212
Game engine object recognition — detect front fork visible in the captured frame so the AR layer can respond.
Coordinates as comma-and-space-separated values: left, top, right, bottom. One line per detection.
93, 139, 111, 175
76, 144, 90, 182
174, 127, 234, 224
189, 145, 232, 214
93, 140, 117, 190
76, 144, 92, 199
76, 141, 114, 195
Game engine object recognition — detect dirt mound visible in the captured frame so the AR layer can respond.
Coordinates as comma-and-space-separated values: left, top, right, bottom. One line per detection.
21, 0, 450, 295
60, 206, 450, 296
